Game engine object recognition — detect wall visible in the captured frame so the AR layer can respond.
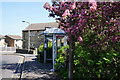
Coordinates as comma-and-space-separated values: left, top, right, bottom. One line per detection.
22, 30, 44, 49
0, 38, 6, 47
0, 47, 16, 52
16, 49, 33, 54
22, 31, 28, 49
5, 37, 14, 47
14, 39, 22, 48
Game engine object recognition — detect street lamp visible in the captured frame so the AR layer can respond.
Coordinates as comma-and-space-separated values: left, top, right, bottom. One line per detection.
22, 21, 31, 52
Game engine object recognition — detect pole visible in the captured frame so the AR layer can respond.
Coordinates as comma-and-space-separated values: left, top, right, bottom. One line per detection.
44, 36, 47, 63
28, 30, 30, 52
52, 34, 57, 71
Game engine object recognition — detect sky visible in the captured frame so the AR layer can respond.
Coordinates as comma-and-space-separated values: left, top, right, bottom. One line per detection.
0, 1, 55, 36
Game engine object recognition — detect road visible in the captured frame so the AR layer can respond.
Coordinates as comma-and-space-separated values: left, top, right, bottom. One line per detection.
0, 52, 24, 79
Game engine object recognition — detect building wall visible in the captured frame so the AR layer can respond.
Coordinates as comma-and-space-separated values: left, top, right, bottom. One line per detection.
0, 38, 6, 47
14, 39, 22, 48
22, 30, 44, 49
22, 31, 28, 49
5, 37, 14, 47
30, 30, 44, 48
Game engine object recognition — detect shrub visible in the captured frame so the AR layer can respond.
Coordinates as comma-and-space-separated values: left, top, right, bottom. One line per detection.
55, 43, 120, 79
37, 41, 52, 62
55, 45, 69, 79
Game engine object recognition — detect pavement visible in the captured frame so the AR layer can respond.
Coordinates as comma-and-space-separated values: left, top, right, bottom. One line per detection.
20, 53, 61, 80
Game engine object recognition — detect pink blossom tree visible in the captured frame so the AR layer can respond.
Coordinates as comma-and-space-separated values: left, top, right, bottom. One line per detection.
44, 0, 120, 79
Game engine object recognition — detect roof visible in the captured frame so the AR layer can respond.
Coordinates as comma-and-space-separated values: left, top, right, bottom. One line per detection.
0, 35, 5, 39
23, 22, 59, 31
5, 35, 22, 40
43, 28, 65, 34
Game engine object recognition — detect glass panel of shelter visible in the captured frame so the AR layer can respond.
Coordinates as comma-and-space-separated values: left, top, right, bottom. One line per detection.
43, 34, 67, 64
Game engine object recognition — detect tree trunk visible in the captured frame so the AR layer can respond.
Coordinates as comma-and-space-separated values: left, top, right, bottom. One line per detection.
68, 35, 75, 80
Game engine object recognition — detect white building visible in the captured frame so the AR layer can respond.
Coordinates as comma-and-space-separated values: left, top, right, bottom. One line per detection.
0, 35, 7, 47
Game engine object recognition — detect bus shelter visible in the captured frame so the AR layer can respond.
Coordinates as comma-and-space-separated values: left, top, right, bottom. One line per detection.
42, 28, 67, 71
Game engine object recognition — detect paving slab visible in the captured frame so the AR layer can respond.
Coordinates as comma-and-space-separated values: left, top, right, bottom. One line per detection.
21, 54, 60, 80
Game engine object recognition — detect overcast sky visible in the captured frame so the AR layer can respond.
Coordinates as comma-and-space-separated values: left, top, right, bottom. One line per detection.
0, 1, 55, 36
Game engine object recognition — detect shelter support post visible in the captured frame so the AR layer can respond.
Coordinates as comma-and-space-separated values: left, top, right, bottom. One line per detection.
44, 36, 48, 63
52, 34, 57, 71
64, 36, 68, 46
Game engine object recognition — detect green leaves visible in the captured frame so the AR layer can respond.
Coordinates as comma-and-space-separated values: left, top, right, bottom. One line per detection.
57, 45, 69, 54
103, 57, 110, 63
38, 44, 44, 52
56, 55, 66, 63
88, 60, 94, 65
55, 43, 119, 79
74, 60, 79, 65
96, 61, 102, 65
55, 45, 68, 69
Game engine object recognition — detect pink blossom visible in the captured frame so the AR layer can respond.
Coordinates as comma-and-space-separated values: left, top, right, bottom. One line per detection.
77, 36, 83, 42
43, 2, 53, 11
60, 2, 65, 5
62, 9, 70, 17
110, 19, 116, 22
88, 0, 97, 11
111, 36, 120, 42
76, 27, 79, 30
43, 2, 50, 9
66, 28, 71, 33
71, 2, 76, 9
60, 26, 65, 30
110, 0, 114, 2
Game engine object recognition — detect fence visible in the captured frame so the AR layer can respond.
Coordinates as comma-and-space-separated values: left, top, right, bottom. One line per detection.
0, 47, 16, 52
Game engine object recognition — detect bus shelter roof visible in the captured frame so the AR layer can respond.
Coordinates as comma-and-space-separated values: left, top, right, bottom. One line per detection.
43, 28, 65, 34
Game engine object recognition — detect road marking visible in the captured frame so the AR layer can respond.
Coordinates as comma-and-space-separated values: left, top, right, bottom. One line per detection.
11, 56, 24, 79
1, 53, 25, 79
